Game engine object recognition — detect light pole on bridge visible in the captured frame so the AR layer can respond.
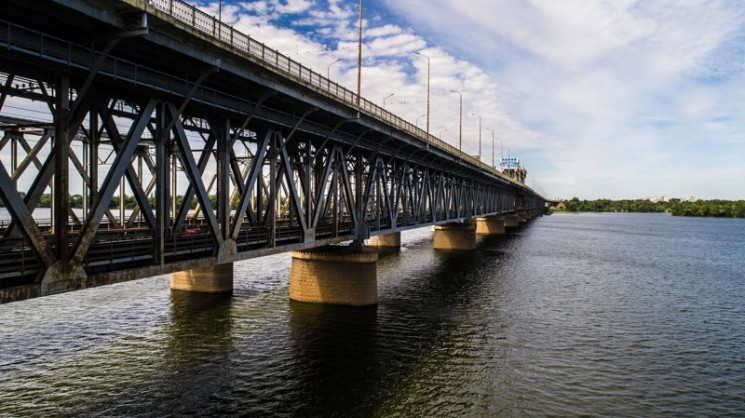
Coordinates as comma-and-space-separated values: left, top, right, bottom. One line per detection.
450, 90, 462, 156
383, 92, 395, 109
327, 58, 341, 79
471, 112, 482, 162
414, 51, 431, 137
356, 0, 363, 105
485, 128, 495, 168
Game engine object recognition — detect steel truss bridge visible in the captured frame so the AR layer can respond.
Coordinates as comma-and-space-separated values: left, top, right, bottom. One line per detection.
0, 0, 545, 302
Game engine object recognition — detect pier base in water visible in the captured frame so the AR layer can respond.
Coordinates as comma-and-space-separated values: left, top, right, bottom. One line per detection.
368, 232, 401, 248
476, 216, 506, 235
171, 263, 234, 293
503, 214, 521, 229
433, 221, 477, 250
290, 245, 378, 307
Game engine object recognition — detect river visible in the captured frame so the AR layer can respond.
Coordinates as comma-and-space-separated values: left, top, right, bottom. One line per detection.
1, 213, 743, 417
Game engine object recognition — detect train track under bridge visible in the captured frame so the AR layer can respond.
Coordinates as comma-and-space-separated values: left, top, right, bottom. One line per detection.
0, 0, 545, 303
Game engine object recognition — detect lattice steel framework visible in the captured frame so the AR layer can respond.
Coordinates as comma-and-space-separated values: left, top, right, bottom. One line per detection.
0, 0, 544, 301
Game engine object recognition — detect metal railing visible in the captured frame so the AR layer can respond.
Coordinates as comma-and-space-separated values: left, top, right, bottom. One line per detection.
137, 0, 517, 183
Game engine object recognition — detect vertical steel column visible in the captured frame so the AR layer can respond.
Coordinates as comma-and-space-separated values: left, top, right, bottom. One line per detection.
268, 132, 277, 247
171, 153, 177, 226
217, 117, 230, 241
89, 110, 98, 208
10, 134, 17, 187
155, 103, 167, 265
82, 140, 88, 220
355, 150, 363, 237
54, 75, 70, 265
119, 176, 125, 229
137, 150, 143, 225
305, 139, 312, 232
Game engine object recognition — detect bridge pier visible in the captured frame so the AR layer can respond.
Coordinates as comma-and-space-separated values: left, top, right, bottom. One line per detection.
433, 221, 477, 250
476, 216, 506, 235
171, 263, 234, 294
40, 263, 88, 296
503, 214, 521, 229
368, 232, 401, 248
290, 244, 378, 307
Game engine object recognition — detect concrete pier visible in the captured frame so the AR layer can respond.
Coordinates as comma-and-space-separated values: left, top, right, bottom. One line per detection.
503, 214, 521, 229
171, 263, 234, 293
368, 232, 401, 248
476, 216, 506, 235
433, 221, 477, 250
290, 245, 378, 306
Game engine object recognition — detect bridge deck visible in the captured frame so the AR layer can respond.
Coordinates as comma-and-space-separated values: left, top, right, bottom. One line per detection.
0, 0, 545, 302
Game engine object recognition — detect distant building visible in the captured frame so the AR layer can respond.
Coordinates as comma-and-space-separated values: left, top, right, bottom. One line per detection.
500, 156, 527, 184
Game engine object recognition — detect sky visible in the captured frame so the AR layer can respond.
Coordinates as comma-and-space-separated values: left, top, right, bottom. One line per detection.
197, 0, 745, 200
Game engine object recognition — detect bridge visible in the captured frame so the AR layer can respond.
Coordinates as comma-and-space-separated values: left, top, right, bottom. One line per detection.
0, 0, 545, 305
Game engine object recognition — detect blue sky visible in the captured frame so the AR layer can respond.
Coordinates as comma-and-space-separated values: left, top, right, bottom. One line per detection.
203, 0, 744, 199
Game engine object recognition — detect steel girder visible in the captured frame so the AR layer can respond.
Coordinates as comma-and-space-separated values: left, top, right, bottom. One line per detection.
0, 5, 544, 301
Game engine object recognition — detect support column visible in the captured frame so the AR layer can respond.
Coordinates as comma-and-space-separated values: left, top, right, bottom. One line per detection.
476, 216, 505, 235
290, 245, 378, 306
433, 221, 476, 250
368, 232, 401, 248
503, 214, 520, 229
518, 210, 528, 224
54, 75, 70, 265
171, 263, 234, 293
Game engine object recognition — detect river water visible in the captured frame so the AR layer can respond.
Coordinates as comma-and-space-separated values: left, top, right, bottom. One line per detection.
1, 213, 744, 417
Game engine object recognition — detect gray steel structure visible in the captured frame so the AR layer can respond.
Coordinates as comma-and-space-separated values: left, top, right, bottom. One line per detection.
0, 0, 544, 303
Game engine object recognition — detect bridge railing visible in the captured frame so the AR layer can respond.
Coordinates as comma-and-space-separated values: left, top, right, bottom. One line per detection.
141, 0, 515, 183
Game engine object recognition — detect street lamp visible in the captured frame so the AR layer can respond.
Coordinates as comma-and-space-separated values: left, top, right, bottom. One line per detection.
485, 128, 495, 168
470, 112, 482, 162
327, 58, 341, 79
383, 92, 395, 109
356, 0, 363, 105
413, 51, 431, 136
450, 90, 462, 155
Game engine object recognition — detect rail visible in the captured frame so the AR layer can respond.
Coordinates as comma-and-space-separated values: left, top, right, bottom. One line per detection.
139, 0, 516, 183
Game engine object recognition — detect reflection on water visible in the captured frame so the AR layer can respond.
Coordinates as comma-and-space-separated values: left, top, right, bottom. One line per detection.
1, 214, 744, 417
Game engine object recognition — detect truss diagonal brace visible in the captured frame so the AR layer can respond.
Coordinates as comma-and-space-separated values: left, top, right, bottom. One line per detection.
230, 131, 270, 240
71, 99, 157, 264
168, 103, 223, 247
0, 157, 56, 268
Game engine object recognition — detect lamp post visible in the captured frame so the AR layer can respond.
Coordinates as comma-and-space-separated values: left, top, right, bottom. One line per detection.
327, 58, 341, 79
470, 112, 482, 161
356, 0, 363, 105
450, 90, 462, 155
485, 128, 495, 168
218, 0, 222, 21
383, 92, 395, 109
414, 51, 431, 136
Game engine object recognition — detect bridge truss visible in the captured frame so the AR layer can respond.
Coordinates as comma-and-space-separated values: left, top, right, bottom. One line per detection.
0, 0, 543, 301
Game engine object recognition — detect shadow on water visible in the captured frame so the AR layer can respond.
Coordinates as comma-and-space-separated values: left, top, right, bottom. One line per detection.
287, 301, 380, 416
374, 246, 401, 258
83, 291, 237, 417
279, 231, 520, 417
166, 290, 235, 360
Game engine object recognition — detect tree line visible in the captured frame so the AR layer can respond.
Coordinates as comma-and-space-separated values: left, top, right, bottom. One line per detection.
557, 198, 745, 218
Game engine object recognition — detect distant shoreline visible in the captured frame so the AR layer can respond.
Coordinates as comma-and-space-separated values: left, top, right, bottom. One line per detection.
550, 199, 745, 218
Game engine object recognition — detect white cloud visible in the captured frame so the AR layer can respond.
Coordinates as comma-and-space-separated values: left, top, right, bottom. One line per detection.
203, 0, 745, 199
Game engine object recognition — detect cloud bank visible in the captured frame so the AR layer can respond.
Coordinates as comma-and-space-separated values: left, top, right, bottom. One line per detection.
204, 0, 745, 199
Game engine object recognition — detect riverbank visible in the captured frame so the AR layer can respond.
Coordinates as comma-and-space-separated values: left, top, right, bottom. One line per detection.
552, 198, 745, 218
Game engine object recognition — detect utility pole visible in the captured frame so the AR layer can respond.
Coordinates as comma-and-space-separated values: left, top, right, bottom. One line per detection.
356, 0, 363, 105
